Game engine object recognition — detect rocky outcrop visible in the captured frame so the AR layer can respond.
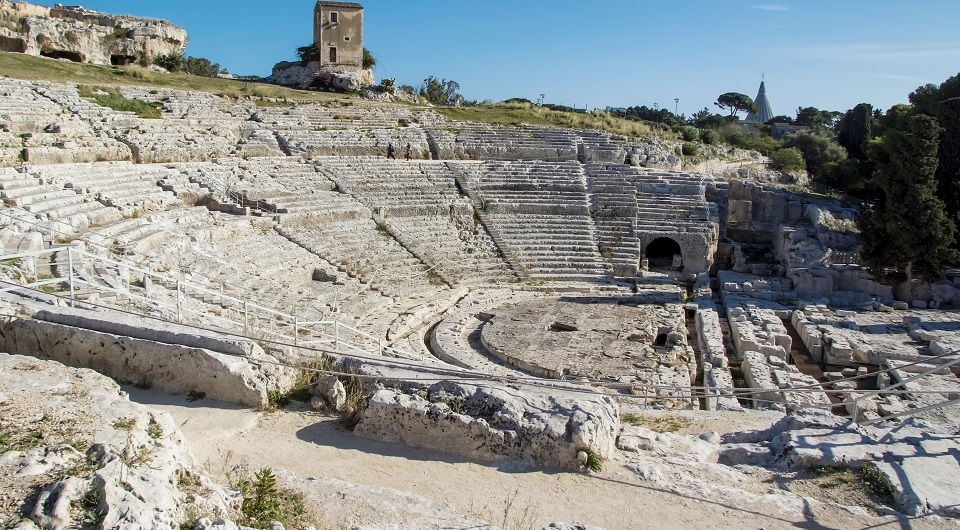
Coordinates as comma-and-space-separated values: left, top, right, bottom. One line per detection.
266, 60, 372, 91
0, 353, 237, 529
0, 0, 187, 65
626, 140, 680, 170
354, 381, 620, 470
0, 302, 294, 408
718, 409, 960, 517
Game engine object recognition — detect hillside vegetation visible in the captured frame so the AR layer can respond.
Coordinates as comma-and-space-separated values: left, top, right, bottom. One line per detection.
0, 51, 338, 103
0, 51, 676, 141
436, 101, 669, 140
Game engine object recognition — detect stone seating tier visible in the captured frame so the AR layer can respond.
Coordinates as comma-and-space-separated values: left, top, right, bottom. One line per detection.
0, 171, 122, 227
384, 216, 514, 285
277, 130, 431, 159
254, 105, 418, 131
278, 219, 445, 299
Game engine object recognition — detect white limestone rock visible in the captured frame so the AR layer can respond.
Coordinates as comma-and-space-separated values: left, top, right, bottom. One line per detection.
2, 3, 187, 66
309, 376, 347, 412
617, 426, 718, 462
0, 353, 237, 530
354, 381, 620, 469
290, 475, 497, 530
0, 315, 292, 408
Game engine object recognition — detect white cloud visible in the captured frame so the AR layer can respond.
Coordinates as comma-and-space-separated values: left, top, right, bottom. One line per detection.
781, 42, 960, 62
752, 4, 790, 11
873, 74, 921, 81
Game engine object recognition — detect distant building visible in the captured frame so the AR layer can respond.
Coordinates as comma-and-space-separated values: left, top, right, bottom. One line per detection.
313, 1, 364, 71
771, 123, 807, 140
744, 80, 774, 124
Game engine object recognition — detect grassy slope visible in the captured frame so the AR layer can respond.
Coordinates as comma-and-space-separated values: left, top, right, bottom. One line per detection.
437, 103, 672, 141
0, 51, 341, 103
0, 50, 672, 140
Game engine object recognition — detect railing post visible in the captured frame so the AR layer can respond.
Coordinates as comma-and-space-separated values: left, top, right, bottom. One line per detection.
67, 246, 75, 306
243, 300, 249, 336
176, 280, 182, 323
294, 316, 299, 349
379, 338, 383, 356
851, 398, 859, 423
334, 321, 340, 352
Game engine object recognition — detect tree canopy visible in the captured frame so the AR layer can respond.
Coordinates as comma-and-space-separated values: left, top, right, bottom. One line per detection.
419, 76, 462, 106
794, 106, 841, 129
714, 92, 757, 117
153, 53, 220, 78
860, 113, 956, 282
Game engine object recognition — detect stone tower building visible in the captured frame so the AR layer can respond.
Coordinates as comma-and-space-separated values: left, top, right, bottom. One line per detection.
313, 1, 363, 71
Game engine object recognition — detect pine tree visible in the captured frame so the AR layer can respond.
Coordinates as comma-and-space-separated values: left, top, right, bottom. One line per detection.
860, 113, 956, 282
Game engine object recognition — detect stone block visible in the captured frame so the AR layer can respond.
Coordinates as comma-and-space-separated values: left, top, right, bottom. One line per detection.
355, 383, 620, 469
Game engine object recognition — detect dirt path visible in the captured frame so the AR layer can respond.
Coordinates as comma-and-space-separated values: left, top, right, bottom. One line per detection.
125, 388, 958, 530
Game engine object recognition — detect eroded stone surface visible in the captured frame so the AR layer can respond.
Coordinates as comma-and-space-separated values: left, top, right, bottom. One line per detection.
479, 295, 694, 406
354, 381, 620, 470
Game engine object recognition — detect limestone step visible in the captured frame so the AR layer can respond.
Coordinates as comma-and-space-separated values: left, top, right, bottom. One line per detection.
8, 188, 78, 205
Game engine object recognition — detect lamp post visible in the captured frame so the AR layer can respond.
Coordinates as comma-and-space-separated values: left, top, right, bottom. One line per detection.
674, 98, 679, 115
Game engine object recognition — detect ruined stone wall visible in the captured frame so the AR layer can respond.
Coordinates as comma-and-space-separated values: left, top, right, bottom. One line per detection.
726, 179, 804, 234
0, 0, 187, 65
638, 230, 716, 275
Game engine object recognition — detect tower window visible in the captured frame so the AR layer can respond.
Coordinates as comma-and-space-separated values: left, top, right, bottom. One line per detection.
330, 12, 338, 23
344, 36, 351, 42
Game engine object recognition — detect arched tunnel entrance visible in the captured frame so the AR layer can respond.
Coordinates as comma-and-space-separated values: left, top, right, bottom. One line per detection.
645, 237, 683, 270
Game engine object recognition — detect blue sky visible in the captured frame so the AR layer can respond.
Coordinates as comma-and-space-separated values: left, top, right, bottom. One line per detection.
32, 1, 960, 117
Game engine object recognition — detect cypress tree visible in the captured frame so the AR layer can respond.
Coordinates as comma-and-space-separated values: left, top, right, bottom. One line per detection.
860, 113, 956, 282
837, 103, 873, 161
936, 97, 960, 247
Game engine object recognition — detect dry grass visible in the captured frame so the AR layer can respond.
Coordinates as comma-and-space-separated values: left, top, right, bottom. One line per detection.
0, 50, 343, 104
436, 101, 676, 141
620, 413, 694, 433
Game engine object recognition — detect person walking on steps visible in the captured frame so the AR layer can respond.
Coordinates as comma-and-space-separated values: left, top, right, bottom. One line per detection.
405, 143, 412, 161
387, 142, 396, 159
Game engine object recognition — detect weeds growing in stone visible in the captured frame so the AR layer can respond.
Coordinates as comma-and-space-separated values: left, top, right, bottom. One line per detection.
146, 418, 164, 439
859, 463, 896, 501
230, 465, 318, 529
585, 450, 603, 473
620, 413, 693, 433
112, 417, 137, 431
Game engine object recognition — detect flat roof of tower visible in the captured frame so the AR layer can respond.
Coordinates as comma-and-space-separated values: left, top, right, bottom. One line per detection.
316, 1, 363, 9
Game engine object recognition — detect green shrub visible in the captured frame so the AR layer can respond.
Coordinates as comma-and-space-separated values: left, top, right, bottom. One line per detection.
585, 450, 602, 472
699, 129, 719, 145
680, 126, 700, 142
769, 147, 806, 172
154, 52, 185, 72
153, 53, 220, 77
296, 44, 322, 64
859, 463, 896, 500
362, 48, 376, 69
681, 142, 699, 156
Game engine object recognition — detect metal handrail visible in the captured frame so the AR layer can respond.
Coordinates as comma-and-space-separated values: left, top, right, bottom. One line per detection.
0, 245, 422, 361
